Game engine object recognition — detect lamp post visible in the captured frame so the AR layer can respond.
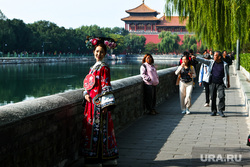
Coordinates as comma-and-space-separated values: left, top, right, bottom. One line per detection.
42, 42, 52, 57
236, 0, 241, 71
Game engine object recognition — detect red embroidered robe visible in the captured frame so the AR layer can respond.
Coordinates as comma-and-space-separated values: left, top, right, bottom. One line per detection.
81, 62, 118, 160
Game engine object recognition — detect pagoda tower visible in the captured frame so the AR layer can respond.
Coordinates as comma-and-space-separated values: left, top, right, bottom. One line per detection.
121, 1, 160, 33
121, 1, 192, 44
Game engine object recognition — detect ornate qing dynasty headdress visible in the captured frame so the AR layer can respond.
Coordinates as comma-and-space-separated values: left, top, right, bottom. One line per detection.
85, 36, 117, 49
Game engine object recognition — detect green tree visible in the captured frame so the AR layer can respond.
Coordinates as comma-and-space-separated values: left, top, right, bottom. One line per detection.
157, 31, 176, 53
181, 34, 197, 53
198, 42, 207, 53
108, 34, 126, 54
10, 19, 34, 52
172, 33, 181, 53
111, 27, 129, 36
0, 17, 138, 56
165, 0, 250, 51
124, 35, 146, 54
0, 10, 7, 20
144, 42, 158, 54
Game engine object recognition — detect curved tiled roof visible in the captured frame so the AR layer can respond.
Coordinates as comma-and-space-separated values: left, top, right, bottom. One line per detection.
157, 16, 187, 27
121, 16, 160, 21
126, 3, 160, 14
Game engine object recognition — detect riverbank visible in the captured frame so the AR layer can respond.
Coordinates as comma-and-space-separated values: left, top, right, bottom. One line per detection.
0, 57, 94, 64
0, 55, 182, 64
126, 54, 182, 61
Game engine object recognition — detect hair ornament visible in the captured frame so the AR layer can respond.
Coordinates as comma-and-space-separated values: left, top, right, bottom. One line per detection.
85, 36, 117, 49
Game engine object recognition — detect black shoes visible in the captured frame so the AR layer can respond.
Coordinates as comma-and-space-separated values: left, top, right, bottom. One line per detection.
210, 112, 217, 116
211, 111, 225, 117
218, 110, 226, 117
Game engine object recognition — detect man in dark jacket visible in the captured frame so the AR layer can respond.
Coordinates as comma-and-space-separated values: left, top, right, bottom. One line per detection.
194, 51, 230, 117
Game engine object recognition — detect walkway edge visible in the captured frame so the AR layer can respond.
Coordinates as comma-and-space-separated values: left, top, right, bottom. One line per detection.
236, 65, 250, 116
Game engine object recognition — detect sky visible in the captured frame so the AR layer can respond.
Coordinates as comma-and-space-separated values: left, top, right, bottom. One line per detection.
0, 0, 168, 29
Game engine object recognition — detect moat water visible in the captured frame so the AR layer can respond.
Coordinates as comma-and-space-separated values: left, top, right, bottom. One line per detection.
0, 59, 179, 106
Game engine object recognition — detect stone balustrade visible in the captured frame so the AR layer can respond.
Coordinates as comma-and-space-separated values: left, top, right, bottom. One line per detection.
0, 66, 178, 167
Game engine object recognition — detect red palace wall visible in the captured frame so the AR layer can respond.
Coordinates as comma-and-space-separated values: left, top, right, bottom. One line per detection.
143, 34, 161, 44
141, 34, 185, 45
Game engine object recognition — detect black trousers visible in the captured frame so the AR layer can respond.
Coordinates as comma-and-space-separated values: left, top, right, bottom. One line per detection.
210, 83, 225, 113
144, 84, 157, 111
203, 81, 210, 103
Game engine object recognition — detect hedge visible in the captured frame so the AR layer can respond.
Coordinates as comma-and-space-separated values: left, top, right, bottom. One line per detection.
240, 53, 250, 72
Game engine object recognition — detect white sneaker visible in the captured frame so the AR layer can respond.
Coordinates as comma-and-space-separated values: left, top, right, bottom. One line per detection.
182, 110, 186, 114
204, 103, 209, 107
186, 109, 190, 115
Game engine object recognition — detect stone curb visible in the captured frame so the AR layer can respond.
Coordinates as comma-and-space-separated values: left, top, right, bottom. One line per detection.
236, 65, 250, 116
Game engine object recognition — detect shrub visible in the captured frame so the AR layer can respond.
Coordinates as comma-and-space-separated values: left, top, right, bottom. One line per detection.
240, 53, 250, 72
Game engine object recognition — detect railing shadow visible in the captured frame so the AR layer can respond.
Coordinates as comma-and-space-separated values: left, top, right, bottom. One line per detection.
116, 83, 204, 166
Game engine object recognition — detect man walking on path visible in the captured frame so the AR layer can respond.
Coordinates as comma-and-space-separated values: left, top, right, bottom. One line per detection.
194, 51, 230, 117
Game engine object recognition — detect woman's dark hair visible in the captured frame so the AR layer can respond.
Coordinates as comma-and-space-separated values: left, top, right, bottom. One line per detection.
183, 51, 189, 57
182, 55, 191, 66
142, 53, 154, 64
93, 43, 107, 55
189, 49, 193, 55
215, 51, 222, 57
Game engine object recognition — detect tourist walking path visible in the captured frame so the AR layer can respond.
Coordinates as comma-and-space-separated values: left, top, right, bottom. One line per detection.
116, 65, 250, 167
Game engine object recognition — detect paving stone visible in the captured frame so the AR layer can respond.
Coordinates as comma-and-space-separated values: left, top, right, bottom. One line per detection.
116, 65, 250, 166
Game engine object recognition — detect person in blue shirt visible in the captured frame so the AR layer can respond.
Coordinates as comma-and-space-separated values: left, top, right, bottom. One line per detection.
193, 51, 230, 117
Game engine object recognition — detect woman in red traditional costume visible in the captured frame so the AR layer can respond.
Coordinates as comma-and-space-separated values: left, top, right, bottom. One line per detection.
81, 37, 118, 167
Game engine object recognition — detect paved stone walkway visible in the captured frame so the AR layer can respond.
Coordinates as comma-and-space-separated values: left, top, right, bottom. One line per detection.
116, 66, 250, 167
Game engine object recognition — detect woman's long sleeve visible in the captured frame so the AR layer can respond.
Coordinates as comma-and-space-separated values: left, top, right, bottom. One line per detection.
175, 66, 183, 75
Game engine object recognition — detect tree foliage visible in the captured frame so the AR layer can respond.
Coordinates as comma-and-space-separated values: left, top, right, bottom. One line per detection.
157, 31, 180, 53
0, 17, 134, 55
144, 42, 158, 54
165, 0, 250, 51
0, 10, 7, 20
180, 34, 197, 53
124, 35, 146, 54
0, 10, 135, 55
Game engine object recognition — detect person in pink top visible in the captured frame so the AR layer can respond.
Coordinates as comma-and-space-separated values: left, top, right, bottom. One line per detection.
140, 54, 159, 115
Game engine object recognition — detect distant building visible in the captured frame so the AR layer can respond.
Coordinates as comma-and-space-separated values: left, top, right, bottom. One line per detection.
121, 1, 193, 44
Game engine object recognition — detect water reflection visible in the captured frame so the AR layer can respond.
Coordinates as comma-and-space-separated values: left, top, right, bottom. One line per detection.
0, 59, 178, 106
